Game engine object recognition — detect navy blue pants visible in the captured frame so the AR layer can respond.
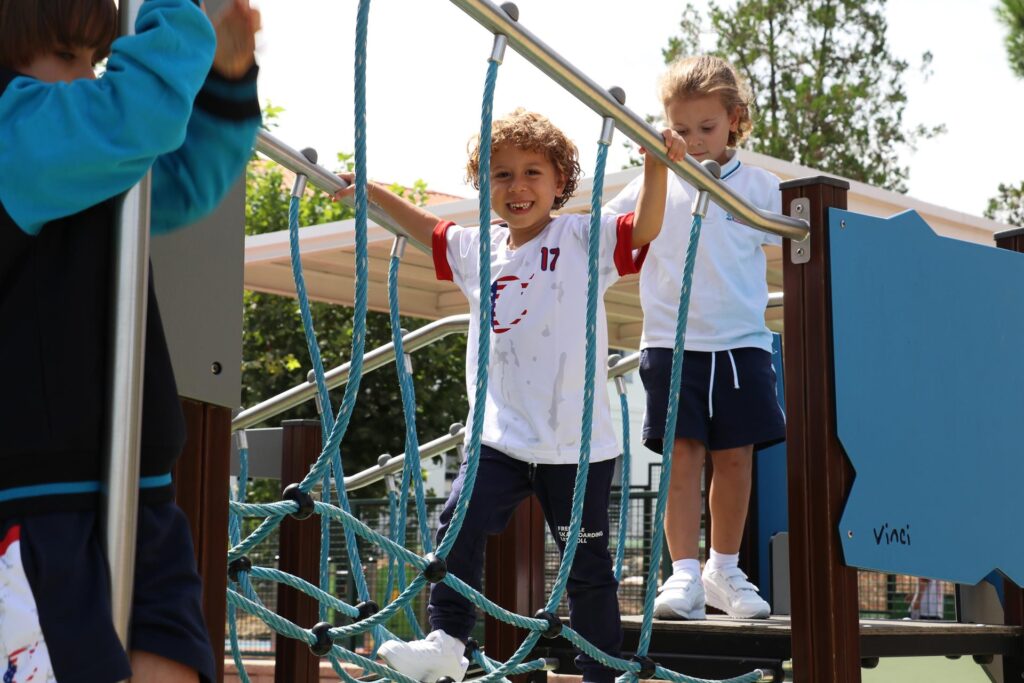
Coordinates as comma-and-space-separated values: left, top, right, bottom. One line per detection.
428, 446, 622, 683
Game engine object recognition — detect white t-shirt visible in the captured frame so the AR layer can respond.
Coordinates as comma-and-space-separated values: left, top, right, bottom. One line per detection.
603, 153, 780, 352
433, 212, 646, 465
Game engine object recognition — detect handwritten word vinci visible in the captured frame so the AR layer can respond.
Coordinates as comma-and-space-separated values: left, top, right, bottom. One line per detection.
873, 522, 911, 546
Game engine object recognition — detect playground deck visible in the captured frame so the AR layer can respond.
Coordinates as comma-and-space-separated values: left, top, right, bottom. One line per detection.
538, 616, 1023, 681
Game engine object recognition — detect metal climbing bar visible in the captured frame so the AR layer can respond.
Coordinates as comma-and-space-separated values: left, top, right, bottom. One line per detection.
232, 314, 470, 431
255, 129, 430, 253
449, 0, 809, 241
103, 0, 148, 657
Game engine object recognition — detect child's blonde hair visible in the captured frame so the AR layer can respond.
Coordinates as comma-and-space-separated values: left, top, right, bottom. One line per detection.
659, 55, 754, 147
465, 108, 580, 210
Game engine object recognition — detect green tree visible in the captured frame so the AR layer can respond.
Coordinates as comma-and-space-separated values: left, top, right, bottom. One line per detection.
985, 182, 1024, 228
661, 0, 943, 192
997, 0, 1024, 78
243, 125, 468, 491
988, 2, 1024, 224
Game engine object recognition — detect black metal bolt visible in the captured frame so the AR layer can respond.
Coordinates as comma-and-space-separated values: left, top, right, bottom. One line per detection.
631, 654, 657, 679
228, 555, 252, 582
422, 553, 448, 583
282, 483, 315, 520
310, 622, 333, 656
534, 609, 562, 638
356, 600, 379, 620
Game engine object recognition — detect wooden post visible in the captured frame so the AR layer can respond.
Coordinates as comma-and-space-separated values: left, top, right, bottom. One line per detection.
993, 226, 1024, 681
173, 398, 232, 683
779, 177, 861, 683
485, 497, 547, 682
275, 420, 324, 683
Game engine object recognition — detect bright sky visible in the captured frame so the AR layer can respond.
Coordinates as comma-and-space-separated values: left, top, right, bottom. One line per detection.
254, 0, 1023, 219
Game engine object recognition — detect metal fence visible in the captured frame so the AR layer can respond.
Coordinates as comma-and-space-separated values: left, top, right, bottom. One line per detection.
227, 491, 955, 657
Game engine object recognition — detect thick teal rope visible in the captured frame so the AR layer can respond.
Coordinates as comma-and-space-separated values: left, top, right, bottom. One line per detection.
383, 477, 426, 639
227, 444, 251, 683
636, 213, 702, 658
614, 389, 632, 582
387, 248, 434, 554
539, 136, 612, 629
433, 58, 497, 560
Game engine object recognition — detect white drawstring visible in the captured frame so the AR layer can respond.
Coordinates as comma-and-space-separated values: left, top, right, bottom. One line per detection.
708, 353, 716, 419
727, 350, 740, 389
708, 351, 741, 420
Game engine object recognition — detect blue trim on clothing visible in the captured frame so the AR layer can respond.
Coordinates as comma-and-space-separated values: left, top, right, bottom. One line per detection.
0, 474, 172, 503
721, 160, 741, 181
0, 481, 101, 503
140, 473, 174, 489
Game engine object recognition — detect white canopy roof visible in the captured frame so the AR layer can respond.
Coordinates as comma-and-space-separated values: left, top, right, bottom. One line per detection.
244, 150, 1009, 349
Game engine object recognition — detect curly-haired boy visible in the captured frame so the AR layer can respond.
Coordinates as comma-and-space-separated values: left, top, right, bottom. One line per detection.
337, 108, 685, 683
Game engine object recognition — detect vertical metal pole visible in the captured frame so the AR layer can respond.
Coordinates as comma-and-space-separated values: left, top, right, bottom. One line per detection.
102, 0, 150, 656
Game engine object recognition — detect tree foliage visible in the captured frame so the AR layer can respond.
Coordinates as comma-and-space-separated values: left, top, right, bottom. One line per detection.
985, 182, 1024, 228
243, 119, 468, 488
662, 0, 943, 192
997, 0, 1024, 79
989, 2, 1024, 225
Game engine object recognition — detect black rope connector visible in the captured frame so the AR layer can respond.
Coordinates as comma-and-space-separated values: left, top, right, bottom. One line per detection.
631, 655, 657, 679
464, 637, 480, 655
282, 483, 315, 520
534, 609, 562, 638
436, 678, 456, 683
310, 621, 334, 656
422, 553, 447, 583
228, 556, 252, 582
356, 600, 379, 620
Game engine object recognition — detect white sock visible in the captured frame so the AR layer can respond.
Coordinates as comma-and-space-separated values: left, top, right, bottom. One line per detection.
705, 549, 739, 572
671, 558, 701, 579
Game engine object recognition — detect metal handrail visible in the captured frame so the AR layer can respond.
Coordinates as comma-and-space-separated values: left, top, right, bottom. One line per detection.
345, 424, 466, 492
449, 0, 810, 242
255, 129, 429, 254
232, 314, 471, 431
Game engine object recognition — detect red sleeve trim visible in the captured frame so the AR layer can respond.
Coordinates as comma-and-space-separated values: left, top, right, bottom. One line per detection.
613, 212, 648, 276
1, 525, 20, 555
432, 220, 456, 281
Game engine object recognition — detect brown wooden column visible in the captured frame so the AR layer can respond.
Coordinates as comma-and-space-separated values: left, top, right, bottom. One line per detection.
994, 226, 1024, 681
275, 420, 324, 683
174, 398, 232, 683
779, 177, 860, 683
485, 496, 547, 682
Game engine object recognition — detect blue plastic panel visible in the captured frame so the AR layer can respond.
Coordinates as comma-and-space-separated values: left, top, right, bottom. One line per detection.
756, 334, 787, 606
830, 208, 1024, 586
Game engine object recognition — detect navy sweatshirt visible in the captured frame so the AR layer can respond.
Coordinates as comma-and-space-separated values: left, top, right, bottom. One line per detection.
0, 0, 261, 516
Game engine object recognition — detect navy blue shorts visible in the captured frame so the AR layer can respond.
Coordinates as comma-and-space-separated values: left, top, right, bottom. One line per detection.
638, 347, 786, 454
0, 503, 214, 683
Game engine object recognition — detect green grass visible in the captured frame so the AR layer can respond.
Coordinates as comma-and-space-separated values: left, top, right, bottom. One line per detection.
860, 656, 992, 682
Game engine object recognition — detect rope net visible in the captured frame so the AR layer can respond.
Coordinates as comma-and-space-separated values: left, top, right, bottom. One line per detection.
227, 3, 764, 683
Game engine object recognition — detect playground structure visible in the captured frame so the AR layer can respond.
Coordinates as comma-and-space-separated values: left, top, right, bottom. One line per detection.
99, 1, 1024, 682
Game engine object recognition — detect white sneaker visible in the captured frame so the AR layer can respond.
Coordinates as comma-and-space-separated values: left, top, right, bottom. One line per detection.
378, 630, 470, 683
702, 567, 771, 619
653, 571, 706, 620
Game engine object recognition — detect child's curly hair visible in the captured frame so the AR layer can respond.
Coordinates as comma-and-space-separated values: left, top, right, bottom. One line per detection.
659, 55, 754, 148
465, 109, 581, 210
